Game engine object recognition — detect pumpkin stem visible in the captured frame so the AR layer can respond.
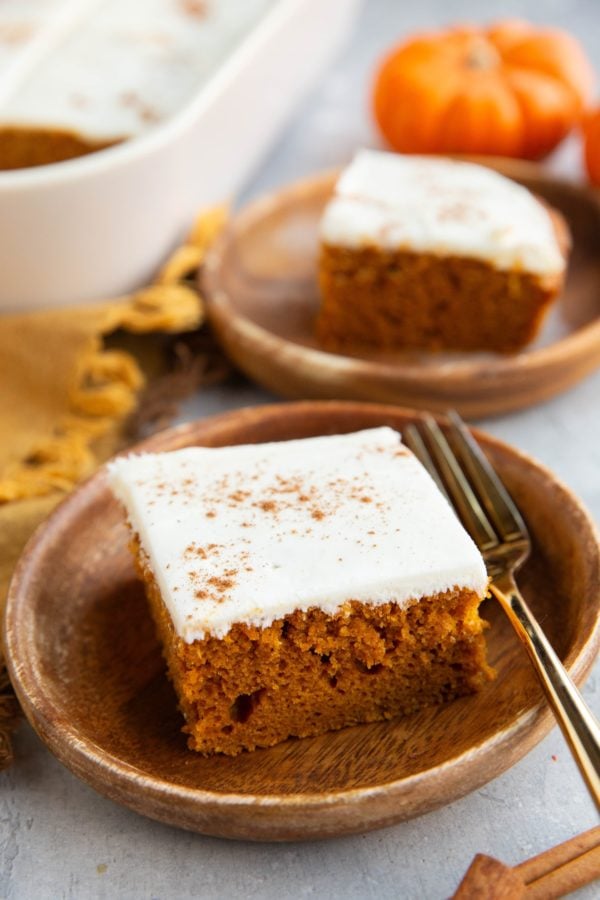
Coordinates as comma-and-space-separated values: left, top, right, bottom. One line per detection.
464, 37, 501, 70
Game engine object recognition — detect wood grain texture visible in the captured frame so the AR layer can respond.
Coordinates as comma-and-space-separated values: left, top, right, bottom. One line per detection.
202, 159, 600, 419
4, 401, 600, 841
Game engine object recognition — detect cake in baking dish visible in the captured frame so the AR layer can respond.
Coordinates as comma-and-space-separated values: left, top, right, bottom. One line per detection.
0, 0, 275, 169
316, 150, 568, 354
108, 427, 492, 756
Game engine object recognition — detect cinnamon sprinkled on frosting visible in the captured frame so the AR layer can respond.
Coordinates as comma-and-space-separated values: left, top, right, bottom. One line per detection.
108, 428, 487, 641
321, 150, 565, 276
0, 0, 277, 142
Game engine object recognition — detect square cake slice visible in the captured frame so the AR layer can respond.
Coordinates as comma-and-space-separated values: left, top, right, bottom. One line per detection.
108, 427, 492, 756
317, 150, 568, 354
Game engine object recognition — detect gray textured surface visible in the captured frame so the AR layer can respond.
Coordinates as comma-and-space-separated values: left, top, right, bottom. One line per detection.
2, 1, 600, 897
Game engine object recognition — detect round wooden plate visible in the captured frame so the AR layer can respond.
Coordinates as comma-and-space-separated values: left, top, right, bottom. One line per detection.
4, 402, 600, 841
203, 159, 600, 418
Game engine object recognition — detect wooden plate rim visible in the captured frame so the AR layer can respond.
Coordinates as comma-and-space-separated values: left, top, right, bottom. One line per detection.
4, 401, 600, 819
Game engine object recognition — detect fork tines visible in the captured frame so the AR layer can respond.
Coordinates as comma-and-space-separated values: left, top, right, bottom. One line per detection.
403, 412, 529, 557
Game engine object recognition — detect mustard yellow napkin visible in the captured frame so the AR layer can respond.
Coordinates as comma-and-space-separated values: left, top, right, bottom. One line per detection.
0, 206, 227, 767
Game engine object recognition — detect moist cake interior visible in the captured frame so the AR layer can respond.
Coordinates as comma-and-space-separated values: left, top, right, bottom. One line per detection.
139, 540, 491, 755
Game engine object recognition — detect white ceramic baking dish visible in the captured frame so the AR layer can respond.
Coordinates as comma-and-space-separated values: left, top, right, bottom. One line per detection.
0, 0, 361, 312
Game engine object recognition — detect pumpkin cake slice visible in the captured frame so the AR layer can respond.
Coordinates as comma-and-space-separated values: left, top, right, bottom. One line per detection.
108, 427, 492, 756
317, 150, 568, 354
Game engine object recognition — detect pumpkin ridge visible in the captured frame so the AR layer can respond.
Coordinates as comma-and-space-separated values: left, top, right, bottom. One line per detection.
372, 19, 594, 160
505, 68, 576, 160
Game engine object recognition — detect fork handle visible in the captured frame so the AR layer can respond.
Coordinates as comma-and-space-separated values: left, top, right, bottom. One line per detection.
491, 572, 600, 814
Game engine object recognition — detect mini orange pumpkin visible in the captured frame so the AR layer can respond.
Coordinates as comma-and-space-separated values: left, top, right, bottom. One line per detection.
373, 20, 595, 160
583, 107, 600, 186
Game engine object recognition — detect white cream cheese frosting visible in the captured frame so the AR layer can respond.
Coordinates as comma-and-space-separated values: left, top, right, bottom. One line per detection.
0, 0, 275, 141
108, 427, 488, 642
320, 149, 565, 277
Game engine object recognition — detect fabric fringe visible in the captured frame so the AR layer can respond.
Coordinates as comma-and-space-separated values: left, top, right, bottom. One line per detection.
0, 206, 227, 504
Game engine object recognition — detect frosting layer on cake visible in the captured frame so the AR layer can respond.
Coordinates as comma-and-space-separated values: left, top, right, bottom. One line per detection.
320, 150, 564, 276
108, 427, 488, 641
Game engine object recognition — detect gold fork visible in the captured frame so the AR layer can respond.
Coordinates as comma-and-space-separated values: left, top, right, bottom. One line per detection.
404, 411, 600, 813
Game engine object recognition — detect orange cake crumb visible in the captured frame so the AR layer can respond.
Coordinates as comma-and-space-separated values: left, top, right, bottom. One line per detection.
138, 542, 492, 756
317, 245, 564, 354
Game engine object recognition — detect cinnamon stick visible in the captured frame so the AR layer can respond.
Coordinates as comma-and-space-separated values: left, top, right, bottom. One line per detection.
452, 827, 600, 899
452, 854, 526, 898
516, 825, 600, 884
525, 845, 600, 899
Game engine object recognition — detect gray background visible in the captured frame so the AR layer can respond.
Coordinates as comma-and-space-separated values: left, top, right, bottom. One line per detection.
2, 0, 600, 897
